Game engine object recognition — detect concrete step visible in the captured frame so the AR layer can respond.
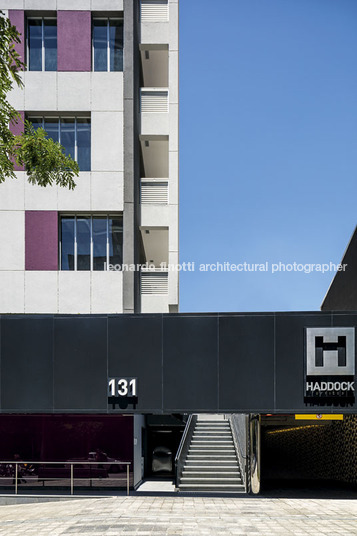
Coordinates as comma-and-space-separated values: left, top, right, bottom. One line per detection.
193, 432, 230, 436
182, 471, 240, 477
187, 453, 237, 458
185, 462, 239, 467
191, 437, 234, 445
188, 449, 236, 454
180, 476, 242, 484
195, 426, 230, 430
179, 484, 245, 492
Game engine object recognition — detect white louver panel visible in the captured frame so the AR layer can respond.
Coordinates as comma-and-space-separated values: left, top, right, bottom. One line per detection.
141, 89, 168, 112
141, 0, 169, 22
141, 179, 168, 204
141, 271, 168, 295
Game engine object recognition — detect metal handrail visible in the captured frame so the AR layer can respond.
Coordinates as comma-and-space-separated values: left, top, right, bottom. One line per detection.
0, 460, 131, 496
174, 414, 197, 488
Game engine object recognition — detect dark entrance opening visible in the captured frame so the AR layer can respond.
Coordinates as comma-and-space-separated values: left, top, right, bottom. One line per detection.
260, 414, 357, 496
144, 415, 186, 479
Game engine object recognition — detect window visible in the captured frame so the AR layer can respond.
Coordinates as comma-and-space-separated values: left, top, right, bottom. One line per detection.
29, 116, 91, 171
27, 18, 57, 71
60, 215, 123, 271
93, 18, 123, 71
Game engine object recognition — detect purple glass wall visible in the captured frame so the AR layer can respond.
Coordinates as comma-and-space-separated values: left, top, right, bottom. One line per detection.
8, 10, 25, 62
57, 11, 91, 71
25, 211, 58, 271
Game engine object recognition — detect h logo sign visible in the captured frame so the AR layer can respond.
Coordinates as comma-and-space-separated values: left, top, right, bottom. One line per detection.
306, 328, 355, 376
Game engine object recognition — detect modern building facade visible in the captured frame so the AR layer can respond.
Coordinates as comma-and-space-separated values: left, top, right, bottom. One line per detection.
0, 0, 179, 489
1, 0, 179, 316
0, 2, 356, 496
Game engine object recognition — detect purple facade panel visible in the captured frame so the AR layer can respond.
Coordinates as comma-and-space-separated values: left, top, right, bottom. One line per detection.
58, 11, 91, 72
10, 111, 24, 171
25, 211, 58, 271
8, 10, 25, 63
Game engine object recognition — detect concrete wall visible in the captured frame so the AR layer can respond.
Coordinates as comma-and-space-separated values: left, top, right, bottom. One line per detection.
1, 0, 179, 315
1, 5, 125, 314
3, 1, 123, 9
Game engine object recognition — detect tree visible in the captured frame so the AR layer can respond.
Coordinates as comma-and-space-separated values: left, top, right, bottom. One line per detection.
0, 11, 78, 189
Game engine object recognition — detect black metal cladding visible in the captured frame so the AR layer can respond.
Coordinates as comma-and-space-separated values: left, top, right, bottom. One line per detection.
0, 312, 356, 414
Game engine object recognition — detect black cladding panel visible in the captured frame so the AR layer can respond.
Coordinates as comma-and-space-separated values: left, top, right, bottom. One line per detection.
53, 317, 107, 411
0, 312, 355, 414
108, 315, 163, 411
163, 316, 218, 411
1, 317, 53, 411
275, 313, 332, 410
219, 315, 275, 411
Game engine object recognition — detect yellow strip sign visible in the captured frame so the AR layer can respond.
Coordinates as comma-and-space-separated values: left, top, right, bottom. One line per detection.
295, 414, 343, 421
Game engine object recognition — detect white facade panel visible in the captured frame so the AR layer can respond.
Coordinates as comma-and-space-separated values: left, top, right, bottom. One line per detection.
168, 250, 179, 304
168, 50, 178, 103
91, 112, 123, 172
169, 0, 179, 50
141, 113, 169, 136
25, 271, 58, 313
25, 181, 57, 211
57, 0, 90, 8
0, 211, 24, 270
24, 0, 56, 8
91, 73, 123, 112
24, 72, 57, 111
91, 0, 123, 9
140, 22, 169, 45
168, 151, 178, 204
91, 172, 123, 211
0, 271, 25, 313
0, 173, 25, 211
57, 172, 91, 211
168, 204, 178, 251
141, 294, 169, 313
140, 204, 169, 228
57, 73, 91, 111
91, 272, 123, 313
58, 272, 91, 314
1, 2, 22, 8
7, 74, 25, 111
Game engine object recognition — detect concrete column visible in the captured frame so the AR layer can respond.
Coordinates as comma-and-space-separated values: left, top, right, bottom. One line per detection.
123, 0, 141, 313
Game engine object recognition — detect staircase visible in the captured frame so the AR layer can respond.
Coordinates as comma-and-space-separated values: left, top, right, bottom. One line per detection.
178, 415, 245, 492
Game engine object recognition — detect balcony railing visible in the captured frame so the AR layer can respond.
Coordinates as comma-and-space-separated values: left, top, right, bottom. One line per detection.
140, 88, 169, 112
141, 269, 168, 294
140, 178, 168, 204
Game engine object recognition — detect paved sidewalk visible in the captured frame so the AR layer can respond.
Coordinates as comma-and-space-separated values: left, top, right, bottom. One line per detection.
0, 496, 356, 535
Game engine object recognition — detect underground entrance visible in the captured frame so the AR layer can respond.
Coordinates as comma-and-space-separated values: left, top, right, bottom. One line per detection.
260, 414, 357, 495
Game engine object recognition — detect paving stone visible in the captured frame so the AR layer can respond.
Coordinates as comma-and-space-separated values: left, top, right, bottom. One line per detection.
0, 496, 355, 535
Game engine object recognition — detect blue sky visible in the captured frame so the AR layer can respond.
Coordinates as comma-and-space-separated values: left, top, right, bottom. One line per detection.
179, 0, 357, 312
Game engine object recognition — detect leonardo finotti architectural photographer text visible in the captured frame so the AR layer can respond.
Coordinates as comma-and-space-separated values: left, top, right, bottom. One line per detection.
105, 261, 347, 274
